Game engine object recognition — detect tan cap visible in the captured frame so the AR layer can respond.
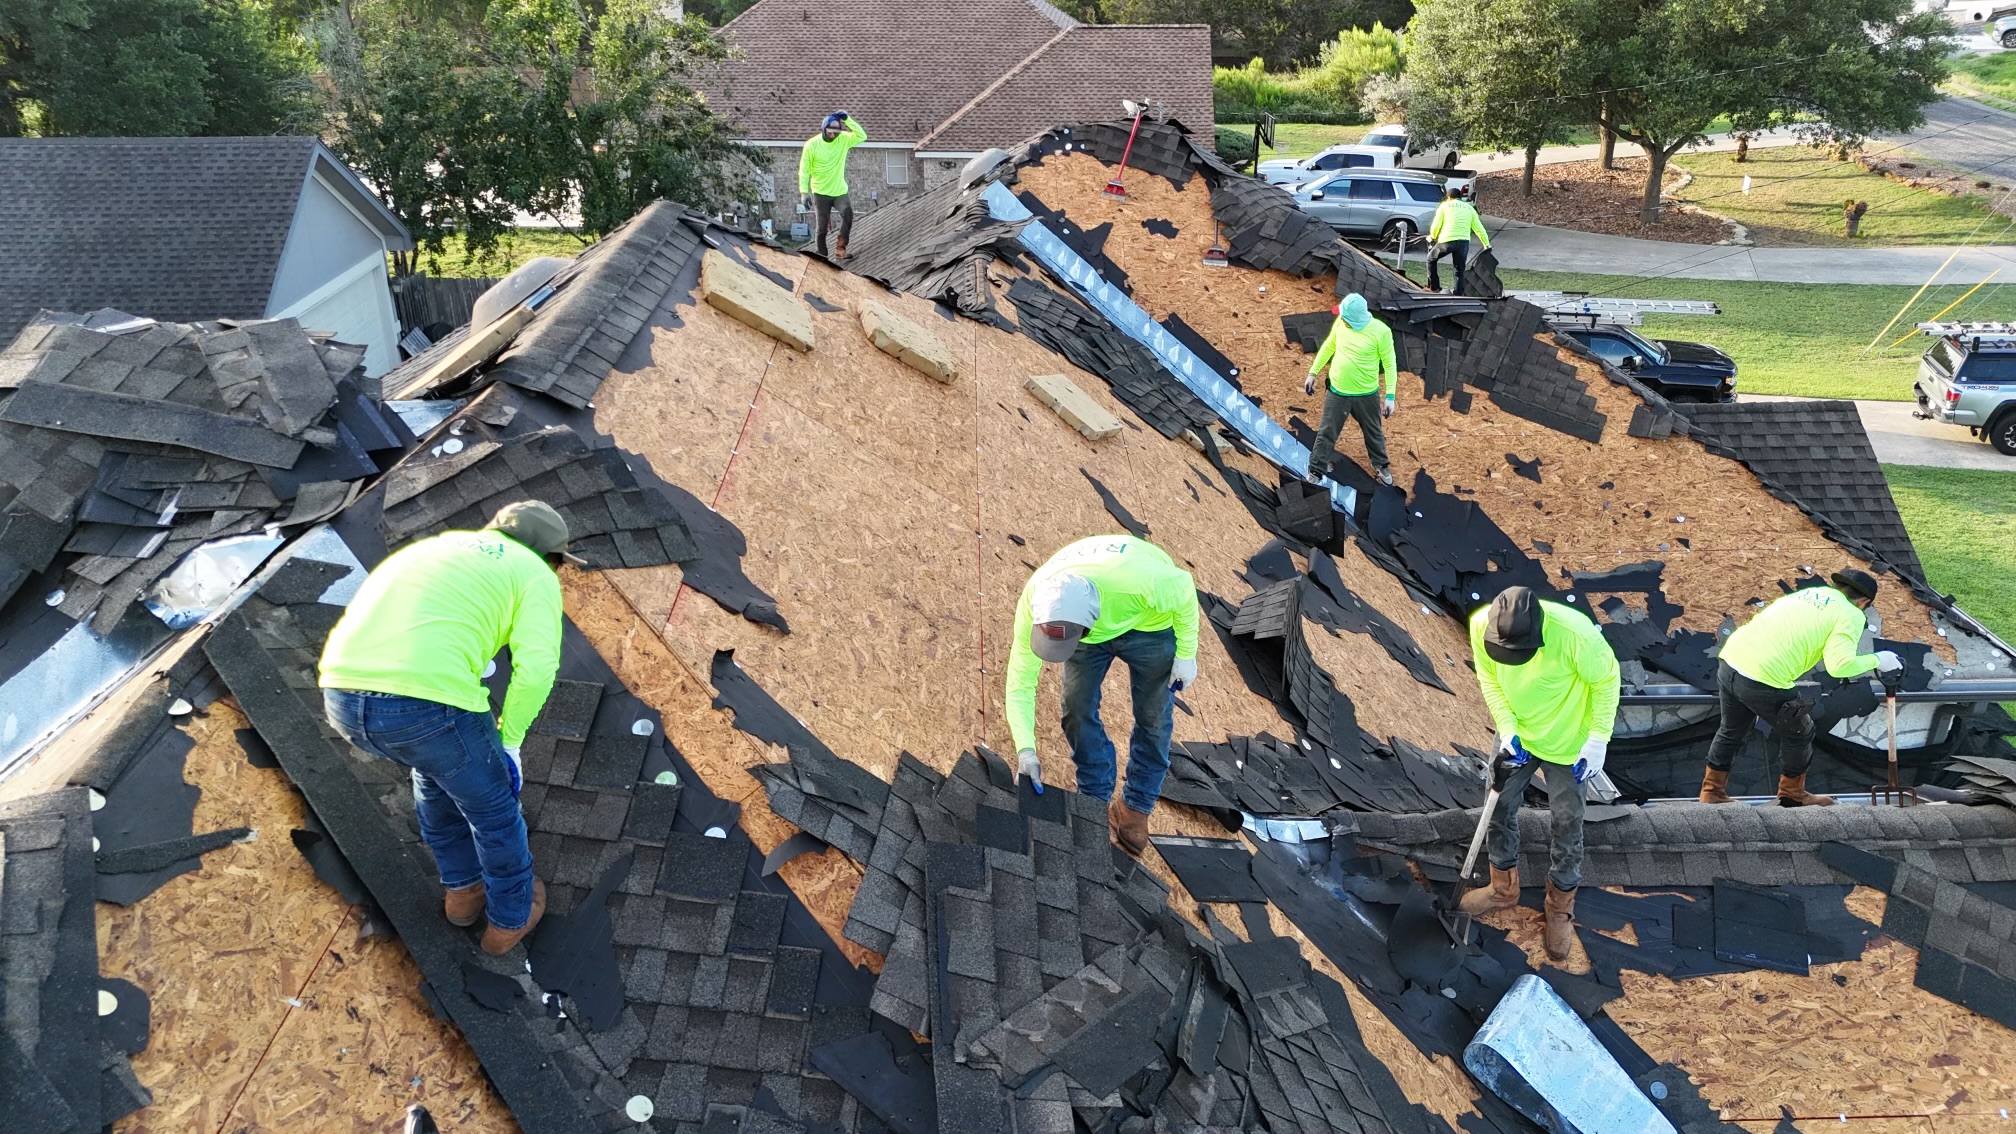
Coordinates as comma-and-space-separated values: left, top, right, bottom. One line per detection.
485, 500, 586, 566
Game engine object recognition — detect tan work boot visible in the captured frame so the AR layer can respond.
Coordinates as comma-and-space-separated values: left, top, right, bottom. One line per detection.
1699, 766, 1734, 804
1458, 865, 1520, 916
444, 881, 486, 927
480, 879, 547, 955
834, 235, 850, 259
1108, 797, 1150, 857
1777, 773, 1836, 807
1543, 880, 1577, 962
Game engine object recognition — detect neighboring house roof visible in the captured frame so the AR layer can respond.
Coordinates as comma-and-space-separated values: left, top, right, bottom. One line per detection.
916, 25, 1215, 154
709, 0, 1211, 151
0, 137, 412, 346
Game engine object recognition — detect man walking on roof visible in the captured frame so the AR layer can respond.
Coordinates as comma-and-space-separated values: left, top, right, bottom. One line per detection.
1459, 586, 1620, 963
1699, 568, 1901, 808
1426, 184, 1489, 295
1305, 293, 1398, 487
800, 111, 866, 259
1006, 535, 1201, 857
319, 501, 580, 955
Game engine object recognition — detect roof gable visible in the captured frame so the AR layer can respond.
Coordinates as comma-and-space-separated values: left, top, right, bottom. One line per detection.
0, 137, 406, 345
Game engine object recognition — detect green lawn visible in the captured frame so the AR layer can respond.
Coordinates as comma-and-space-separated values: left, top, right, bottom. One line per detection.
1884, 465, 2016, 653
1255, 122, 1371, 159
1949, 52, 2016, 112
1498, 269, 2016, 401
422, 228, 591, 279
1670, 146, 2012, 246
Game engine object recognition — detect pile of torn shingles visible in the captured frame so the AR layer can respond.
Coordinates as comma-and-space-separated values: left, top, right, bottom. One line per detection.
0, 311, 408, 630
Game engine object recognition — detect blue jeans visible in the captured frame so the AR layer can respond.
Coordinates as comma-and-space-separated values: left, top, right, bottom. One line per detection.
1061, 628, 1176, 814
322, 689, 536, 930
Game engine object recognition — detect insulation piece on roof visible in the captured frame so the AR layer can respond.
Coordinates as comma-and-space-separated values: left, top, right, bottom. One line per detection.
859, 300, 959, 383
698, 249, 812, 351
1026, 373, 1122, 440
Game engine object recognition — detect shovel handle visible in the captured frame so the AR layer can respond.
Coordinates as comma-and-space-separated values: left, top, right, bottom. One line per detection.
1461, 788, 1500, 882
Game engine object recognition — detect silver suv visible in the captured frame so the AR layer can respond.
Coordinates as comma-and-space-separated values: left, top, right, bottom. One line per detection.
1287, 168, 1447, 246
1913, 332, 2016, 455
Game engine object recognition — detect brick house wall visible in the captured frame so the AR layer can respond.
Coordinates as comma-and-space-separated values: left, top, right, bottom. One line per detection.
748, 142, 944, 239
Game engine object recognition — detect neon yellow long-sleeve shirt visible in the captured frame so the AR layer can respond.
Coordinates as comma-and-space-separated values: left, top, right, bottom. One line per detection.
318, 530, 563, 748
1717, 586, 1877, 690
1309, 315, 1397, 398
799, 118, 866, 196
1005, 535, 1199, 753
1470, 599, 1620, 765
1428, 198, 1490, 247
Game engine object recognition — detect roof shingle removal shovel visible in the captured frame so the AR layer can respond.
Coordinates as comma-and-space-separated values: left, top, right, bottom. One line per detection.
1871, 669, 1917, 807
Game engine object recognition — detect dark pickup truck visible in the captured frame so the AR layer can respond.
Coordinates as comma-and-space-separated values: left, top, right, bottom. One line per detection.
1556, 322, 1737, 403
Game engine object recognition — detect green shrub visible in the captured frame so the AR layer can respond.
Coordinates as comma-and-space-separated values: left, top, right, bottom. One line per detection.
1212, 50, 1376, 127
1215, 125, 1258, 167
1304, 23, 1404, 105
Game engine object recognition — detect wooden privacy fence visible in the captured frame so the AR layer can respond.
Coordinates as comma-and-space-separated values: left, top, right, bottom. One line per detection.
393, 273, 497, 334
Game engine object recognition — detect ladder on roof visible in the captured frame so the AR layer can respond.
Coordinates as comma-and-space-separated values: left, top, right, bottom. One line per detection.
1512, 292, 1722, 318
1918, 320, 2016, 337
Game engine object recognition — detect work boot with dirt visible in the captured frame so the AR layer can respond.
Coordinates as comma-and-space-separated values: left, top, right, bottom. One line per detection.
1108, 797, 1150, 857
1543, 880, 1577, 962
1699, 766, 1734, 804
1457, 865, 1520, 916
480, 879, 547, 955
834, 236, 850, 259
444, 881, 486, 927
1777, 773, 1835, 807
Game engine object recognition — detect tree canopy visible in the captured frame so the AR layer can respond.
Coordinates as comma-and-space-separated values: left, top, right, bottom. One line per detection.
1063, 0, 1415, 69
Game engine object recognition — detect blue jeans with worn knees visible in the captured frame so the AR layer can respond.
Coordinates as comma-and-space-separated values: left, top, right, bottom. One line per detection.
322, 689, 536, 930
1060, 627, 1176, 814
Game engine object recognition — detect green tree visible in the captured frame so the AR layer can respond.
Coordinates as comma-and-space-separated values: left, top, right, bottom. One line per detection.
1, 0, 312, 137
309, 14, 528, 274
1583, 0, 1952, 222
1408, 0, 1587, 196
1074, 0, 1413, 69
1302, 22, 1404, 106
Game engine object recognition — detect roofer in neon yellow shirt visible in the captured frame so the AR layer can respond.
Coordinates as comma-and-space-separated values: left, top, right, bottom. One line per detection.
1699, 567, 1901, 808
1304, 292, 1398, 486
800, 111, 866, 259
320, 501, 580, 956
1005, 535, 1200, 857
1458, 587, 1620, 962
1427, 184, 1489, 295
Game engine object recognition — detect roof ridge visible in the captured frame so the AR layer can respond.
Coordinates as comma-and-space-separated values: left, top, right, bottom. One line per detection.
1020, 0, 1079, 29
914, 26, 1074, 150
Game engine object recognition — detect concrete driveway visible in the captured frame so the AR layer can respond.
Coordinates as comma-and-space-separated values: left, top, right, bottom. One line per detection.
1879, 95, 2016, 184
1743, 394, 2016, 470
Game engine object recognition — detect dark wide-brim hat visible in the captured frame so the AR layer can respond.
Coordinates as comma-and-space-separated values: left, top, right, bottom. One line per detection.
1482, 586, 1544, 666
1829, 567, 1879, 604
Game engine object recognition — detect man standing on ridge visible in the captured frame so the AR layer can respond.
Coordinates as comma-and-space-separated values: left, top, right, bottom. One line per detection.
1005, 535, 1200, 857
1459, 586, 1620, 963
1699, 568, 1901, 807
1427, 184, 1490, 295
1305, 292, 1398, 486
320, 501, 578, 955
800, 111, 866, 259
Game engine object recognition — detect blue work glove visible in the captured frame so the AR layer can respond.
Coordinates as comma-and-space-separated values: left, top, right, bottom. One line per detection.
502, 743, 523, 798
1016, 748, 1043, 794
1170, 656, 1198, 694
1572, 736, 1608, 784
834, 110, 849, 121
1496, 733, 1530, 767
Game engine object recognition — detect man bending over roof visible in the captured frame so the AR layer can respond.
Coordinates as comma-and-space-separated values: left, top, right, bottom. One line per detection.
801, 111, 866, 259
319, 501, 579, 955
1006, 535, 1200, 857
1700, 567, 1901, 807
1461, 586, 1620, 963
1305, 293, 1398, 487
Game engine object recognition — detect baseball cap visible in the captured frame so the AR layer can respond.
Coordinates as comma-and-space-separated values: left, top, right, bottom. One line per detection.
1029, 572, 1098, 663
1829, 567, 1879, 603
1482, 586, 1544, 666
486, 500, 586, 566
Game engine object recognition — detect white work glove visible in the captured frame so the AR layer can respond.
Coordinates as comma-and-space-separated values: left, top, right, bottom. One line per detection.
1303, 373, 1318, 397
502, 743, 523, 797
1875, 650, 1903, 674
1495, 732, 1530, 766
1016, 748, 1044, 794
1573, 736, 1608, 784
1381, 395, 1396, 419
1170, 656, 1198, 694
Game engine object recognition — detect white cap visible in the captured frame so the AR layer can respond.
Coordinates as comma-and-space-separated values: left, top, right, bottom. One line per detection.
1029, 573, 1098, 662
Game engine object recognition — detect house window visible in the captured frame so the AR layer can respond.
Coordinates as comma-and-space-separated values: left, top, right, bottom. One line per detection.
884, 151, 912, 188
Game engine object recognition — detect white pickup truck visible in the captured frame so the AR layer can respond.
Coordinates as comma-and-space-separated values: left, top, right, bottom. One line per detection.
1257, 125, 1474, 193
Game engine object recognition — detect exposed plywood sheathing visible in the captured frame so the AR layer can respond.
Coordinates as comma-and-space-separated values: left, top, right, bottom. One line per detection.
96, 702, 515, 1134
1010, 154, 1950, 657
